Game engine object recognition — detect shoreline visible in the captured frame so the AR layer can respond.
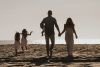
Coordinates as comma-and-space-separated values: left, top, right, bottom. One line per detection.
1, 39, 100, 45
0, 44, 100, 45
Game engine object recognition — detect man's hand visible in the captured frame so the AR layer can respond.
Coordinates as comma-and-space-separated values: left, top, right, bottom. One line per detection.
76, 35, 78, 39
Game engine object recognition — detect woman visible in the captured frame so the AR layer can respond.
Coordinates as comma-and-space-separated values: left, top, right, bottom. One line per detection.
21, 29, 32, 52
59, 18, 78, 58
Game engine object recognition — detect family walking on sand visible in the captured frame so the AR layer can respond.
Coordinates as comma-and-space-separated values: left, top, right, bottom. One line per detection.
40, 10, 78, 59
14, 10, 78, 60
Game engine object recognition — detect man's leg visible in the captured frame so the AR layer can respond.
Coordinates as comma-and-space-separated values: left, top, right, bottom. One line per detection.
45, 36, 50, 57
50, 35, 55, 58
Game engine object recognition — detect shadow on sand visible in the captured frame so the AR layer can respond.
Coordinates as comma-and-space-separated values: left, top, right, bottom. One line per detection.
1, 56, 100, 66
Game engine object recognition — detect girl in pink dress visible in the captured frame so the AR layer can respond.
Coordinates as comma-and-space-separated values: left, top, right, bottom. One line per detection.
59, 18, 78, 58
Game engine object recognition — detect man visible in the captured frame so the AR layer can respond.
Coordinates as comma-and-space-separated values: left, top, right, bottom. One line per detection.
40, 10, 60, 58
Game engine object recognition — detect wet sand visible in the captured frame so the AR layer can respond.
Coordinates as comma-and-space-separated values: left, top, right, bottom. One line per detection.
0, 44, 100, 67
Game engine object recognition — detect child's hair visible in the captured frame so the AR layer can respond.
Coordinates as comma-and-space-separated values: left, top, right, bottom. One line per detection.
15, 32, 20, 41
66, 18, 74, 27
22, 29, 27, 38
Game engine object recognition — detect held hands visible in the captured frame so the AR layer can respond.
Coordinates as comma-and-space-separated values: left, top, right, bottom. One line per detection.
75, 35, 78, 39
58, 32, 62, 37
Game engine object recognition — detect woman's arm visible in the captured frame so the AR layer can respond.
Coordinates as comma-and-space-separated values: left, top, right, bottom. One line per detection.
73, 26, 78, 39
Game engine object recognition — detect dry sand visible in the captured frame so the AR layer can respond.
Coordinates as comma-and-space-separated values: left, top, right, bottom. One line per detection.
0, 44, 100, 67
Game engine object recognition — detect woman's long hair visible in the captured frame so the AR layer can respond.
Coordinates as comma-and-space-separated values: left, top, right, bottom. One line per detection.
66, 18, 74, 27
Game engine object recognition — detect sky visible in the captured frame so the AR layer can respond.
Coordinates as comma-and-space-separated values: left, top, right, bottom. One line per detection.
0, 0, 100, 43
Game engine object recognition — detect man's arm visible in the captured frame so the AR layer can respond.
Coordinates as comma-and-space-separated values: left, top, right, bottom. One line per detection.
40, 18, 45, 29
54, 19, 60, 33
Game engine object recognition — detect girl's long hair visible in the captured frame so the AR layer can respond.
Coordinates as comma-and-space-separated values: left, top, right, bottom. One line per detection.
22, 29, 27, 38
15, 32, 20, 41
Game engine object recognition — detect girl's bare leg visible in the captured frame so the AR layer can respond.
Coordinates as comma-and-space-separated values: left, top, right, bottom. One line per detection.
21, 46, 24, 52
15, 48, 17, 56
25, 45, 27, 50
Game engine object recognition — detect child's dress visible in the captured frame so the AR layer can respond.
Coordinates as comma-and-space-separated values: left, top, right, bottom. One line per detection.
21, 36, 27, 46
14, 41, 20, 50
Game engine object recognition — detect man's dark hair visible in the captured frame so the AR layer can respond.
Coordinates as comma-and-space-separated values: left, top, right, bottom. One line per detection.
48, 10, 52, 16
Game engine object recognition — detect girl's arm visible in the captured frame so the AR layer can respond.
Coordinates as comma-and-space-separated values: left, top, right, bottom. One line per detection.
27, 31, 33, 35
59, 24, 66, 36
73, 26, 78, 39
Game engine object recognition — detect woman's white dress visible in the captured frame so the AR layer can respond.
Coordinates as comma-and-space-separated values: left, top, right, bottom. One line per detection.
65, 27, 74, 54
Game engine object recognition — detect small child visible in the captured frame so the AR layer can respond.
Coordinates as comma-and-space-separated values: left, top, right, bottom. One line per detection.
40, 23, 45, 36
14, 32, 20, 56
21, 29, 32, 52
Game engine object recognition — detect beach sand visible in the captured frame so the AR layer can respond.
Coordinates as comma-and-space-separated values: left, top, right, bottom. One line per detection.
0, 44, 100, 67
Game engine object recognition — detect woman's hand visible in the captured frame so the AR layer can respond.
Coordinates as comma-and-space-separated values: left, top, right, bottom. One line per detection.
58, 33, 60, 36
